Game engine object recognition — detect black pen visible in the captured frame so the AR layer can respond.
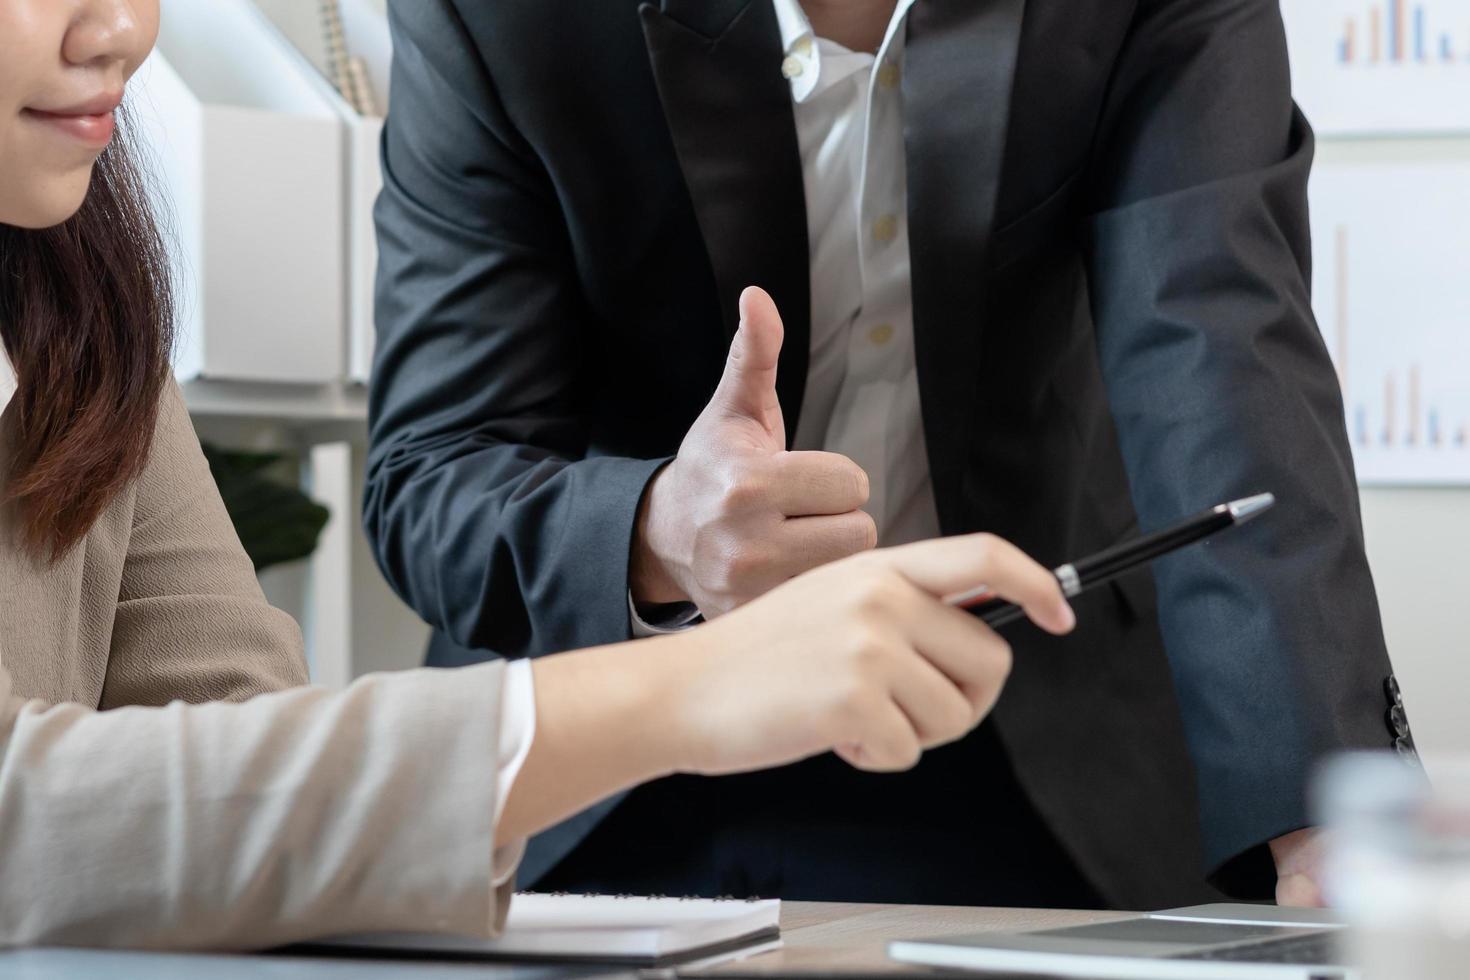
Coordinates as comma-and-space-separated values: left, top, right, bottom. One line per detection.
945, 493, 1276, 627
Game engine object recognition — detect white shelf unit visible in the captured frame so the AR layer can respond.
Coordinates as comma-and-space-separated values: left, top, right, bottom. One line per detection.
183, 376, 368, 429
132, 0, 347, 384
250, 0, 393, 383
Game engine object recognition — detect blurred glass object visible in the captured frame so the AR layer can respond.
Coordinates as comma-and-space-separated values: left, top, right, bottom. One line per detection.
1317, 752, 1470, 978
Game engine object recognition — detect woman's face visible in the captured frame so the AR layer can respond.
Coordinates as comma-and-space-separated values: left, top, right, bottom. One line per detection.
0, 0, 158, 229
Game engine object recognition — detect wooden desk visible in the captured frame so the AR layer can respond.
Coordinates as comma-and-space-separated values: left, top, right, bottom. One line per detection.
0, 902, 1130, 979
713, 901, 1131, 976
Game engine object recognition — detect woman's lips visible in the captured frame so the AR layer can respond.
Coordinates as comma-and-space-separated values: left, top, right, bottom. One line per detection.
23, 95, 122, 149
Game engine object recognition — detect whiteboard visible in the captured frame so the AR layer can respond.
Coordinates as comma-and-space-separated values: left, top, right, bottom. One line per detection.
1282, 0, 1470, 135
1308, 160, 1470, 484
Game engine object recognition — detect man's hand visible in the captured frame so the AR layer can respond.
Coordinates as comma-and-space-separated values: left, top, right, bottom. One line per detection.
631, 286, 878, 618
1270, 827, 1327, 908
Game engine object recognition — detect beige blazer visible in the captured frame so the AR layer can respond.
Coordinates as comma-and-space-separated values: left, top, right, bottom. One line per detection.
0, 383, 511, 949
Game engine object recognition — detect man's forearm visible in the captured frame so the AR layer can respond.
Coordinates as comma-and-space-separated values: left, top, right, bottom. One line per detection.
364, 445, 670, 657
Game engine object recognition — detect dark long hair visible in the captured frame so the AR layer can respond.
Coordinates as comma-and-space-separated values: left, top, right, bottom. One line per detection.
0, 106, 175, 560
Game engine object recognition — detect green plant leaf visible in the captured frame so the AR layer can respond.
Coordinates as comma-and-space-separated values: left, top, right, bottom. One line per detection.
201, 444, 331, 573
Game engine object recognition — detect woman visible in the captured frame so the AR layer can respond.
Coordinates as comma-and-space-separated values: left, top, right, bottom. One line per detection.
0, 0, 1075, 951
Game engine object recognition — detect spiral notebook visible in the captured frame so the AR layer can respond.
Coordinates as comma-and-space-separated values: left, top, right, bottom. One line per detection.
319, 893, 783, 966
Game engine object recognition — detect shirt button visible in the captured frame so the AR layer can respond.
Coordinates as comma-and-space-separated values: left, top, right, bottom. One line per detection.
873, 214, 899, 243
868, 323, 896, 347
878, 62, 901, 90
794, 35, 814, 55
782, 55, 805, 79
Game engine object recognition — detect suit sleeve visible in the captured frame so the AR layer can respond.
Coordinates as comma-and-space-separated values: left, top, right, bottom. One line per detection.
365, 0, 666, 658
1083, 0, 1396, 894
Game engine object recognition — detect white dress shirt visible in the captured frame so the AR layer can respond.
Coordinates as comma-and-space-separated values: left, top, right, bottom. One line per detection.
632, 0, 938, 634
0, 344, 532, 883
775, 0, 939, 549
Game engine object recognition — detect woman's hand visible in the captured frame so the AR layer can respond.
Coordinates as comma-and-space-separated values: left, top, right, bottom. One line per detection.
664, 533, 1075, 776
502, 533, 1073, 846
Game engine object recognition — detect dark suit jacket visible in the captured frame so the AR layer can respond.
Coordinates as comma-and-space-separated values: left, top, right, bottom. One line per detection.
366, 0, 1404, 907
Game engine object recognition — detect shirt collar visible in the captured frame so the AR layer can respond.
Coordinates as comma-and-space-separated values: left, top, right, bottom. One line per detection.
771, 0, 821, 103
770, 0, 918, 105
0, 348, 15, 418
771, 0, 811, 52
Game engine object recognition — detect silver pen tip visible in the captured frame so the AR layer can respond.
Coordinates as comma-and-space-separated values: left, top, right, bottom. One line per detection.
1226, 492, 1276, 524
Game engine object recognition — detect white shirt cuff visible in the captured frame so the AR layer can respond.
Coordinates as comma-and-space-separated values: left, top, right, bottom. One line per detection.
628, 591, 704, 638
492, 658, 535, 886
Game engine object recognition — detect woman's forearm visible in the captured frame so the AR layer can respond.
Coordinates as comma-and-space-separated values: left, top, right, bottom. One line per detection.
496, 635, 694, 846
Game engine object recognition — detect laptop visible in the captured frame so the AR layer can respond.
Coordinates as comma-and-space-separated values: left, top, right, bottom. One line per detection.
887, 903, 1352, 979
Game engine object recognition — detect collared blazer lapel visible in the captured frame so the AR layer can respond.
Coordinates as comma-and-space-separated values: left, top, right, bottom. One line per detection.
905, 0, 1028, 530
640, 0, 812, 440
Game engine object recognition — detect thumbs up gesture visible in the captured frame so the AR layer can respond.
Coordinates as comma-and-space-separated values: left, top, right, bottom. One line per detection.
632, 287, 878, 618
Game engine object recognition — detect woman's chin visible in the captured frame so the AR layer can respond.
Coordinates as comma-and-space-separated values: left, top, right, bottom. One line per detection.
0, 167, 92, 230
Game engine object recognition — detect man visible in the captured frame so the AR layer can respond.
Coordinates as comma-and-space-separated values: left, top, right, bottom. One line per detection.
366, 0, 1413, 909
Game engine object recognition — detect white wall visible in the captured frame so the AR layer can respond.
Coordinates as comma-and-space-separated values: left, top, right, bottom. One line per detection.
1361, 489, 1470, 759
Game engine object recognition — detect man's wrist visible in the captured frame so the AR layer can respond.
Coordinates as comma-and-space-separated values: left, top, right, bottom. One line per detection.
630, 462, 689, 605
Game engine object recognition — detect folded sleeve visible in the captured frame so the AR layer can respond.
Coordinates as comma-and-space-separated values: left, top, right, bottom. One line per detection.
0, 658, 512, 950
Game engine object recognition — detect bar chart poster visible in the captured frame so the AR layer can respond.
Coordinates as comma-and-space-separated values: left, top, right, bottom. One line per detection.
1309, 162, 1470, 484
1281, 0, 1470, 135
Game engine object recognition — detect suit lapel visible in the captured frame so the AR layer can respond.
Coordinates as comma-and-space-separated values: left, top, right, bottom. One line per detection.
905, 0, 1027, 531
640, 0, 811, 441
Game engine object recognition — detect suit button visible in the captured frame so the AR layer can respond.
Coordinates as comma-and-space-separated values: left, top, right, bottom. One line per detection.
1388, 703, 1410, 738
1385, 675, 1402, 706
1394, 735, 1421, 766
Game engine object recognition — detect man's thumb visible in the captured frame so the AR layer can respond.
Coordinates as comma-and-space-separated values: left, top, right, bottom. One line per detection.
711, 286, 784, 428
